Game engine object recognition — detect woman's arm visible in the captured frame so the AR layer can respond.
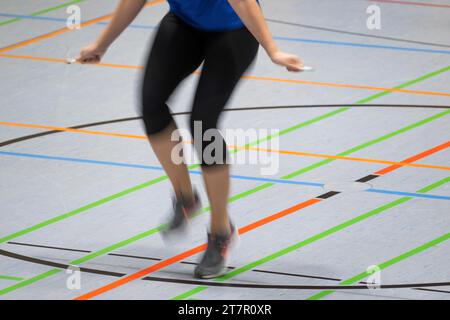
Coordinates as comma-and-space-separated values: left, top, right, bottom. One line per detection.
228, 0, 303, 72
78, 0, 146, 64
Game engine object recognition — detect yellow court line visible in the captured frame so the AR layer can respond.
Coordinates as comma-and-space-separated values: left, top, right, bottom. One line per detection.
1, 121, 448, 171
0, 53, 449, 97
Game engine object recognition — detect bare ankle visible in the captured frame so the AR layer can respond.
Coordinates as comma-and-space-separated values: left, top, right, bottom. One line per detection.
211, 220, 231, 236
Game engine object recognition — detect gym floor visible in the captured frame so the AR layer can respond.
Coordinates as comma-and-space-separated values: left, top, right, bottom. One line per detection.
0, 0, 449, 300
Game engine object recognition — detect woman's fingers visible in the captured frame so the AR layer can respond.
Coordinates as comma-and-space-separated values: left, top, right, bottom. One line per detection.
77, 51, 100, 64
76, 43, 106, 64
286, 56, 303, 72
271, 51, 304, 72
78, 55, 100, 64
287, 65, 302, 72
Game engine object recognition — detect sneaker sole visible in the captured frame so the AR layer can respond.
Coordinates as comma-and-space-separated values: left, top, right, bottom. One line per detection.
195, 266, 228, 279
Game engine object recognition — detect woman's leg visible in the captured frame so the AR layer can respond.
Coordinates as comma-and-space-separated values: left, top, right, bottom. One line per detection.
147, 122, 193, 202
191, 27, 259, 278
142, 13, 204, 203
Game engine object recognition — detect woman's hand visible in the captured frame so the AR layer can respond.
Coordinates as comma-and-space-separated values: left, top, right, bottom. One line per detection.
270, 51, 304, 72
75, 0, 145, 64
77, 43, 108, 64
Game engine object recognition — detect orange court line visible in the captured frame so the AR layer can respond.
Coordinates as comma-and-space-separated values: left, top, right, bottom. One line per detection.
1, 121, 448, 171
242, 74, 450, 98
0, 121, 148, 140
1, 0, 449, 100
74, 137, 450, 300
0, 0, 165, 54
0, 53, 450, 97
230, 144, 450, 171
73, 139, 450, 300
375, 141, 450, 175
74, 198, 321, 300
0, 53, 143, 69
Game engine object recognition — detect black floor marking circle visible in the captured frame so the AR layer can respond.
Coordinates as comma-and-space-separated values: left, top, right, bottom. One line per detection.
1, 248, 449, 291
1, 104, 449, 294
1, 104, 449, 148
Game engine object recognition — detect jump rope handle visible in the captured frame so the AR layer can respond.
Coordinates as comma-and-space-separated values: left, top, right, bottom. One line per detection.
301, 66, 314, 72
66, 58, 77, 64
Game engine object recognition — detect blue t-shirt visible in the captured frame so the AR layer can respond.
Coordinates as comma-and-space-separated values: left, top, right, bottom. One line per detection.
168, 0, 253, 31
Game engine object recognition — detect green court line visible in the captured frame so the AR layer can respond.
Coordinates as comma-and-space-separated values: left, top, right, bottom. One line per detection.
0, 275, 24, 281
0, 0, 85, 27
0, 65, 449, 297
1, 112, 448, 298
307, 231, 450, 300
0, 111, 343, 295
1, 108, 448, 246
0, 55, 448, 245
282, 110, 450, 180
0, 108, 342, 245
172, 176, 450, 300
0, 175, 168, 244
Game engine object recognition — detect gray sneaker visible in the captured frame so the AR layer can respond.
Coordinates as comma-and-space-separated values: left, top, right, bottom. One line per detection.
194, 224, 238, 279
161, 190, 201, 238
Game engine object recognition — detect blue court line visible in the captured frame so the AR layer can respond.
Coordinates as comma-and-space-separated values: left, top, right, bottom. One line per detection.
0, 150, 448, 201
366, 188, 450, 200
96, 21, 156, 30
0, 151, 323, 188
0, 13, 66, 23
273, 36, 450, 55
0, 13, 158, 30
1, 12, 450, 55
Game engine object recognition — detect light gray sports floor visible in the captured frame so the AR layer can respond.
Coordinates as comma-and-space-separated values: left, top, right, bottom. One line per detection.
0, 0, 449, 300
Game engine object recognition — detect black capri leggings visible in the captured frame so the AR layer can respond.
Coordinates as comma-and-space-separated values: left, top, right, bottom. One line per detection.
141, 12, 259, 169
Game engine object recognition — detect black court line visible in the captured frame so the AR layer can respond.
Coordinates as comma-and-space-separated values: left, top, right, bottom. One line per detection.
2, 243, 449, 293
5, 241, 347, 282
316, 191, 341, 200
357, 174, 380, 183
4, 150, 447, 291
7, 241, 92, 253
0, 117, 141, 148
2, 103, 449, 294
1, 104, 449, 149
265, 18, 450, 49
